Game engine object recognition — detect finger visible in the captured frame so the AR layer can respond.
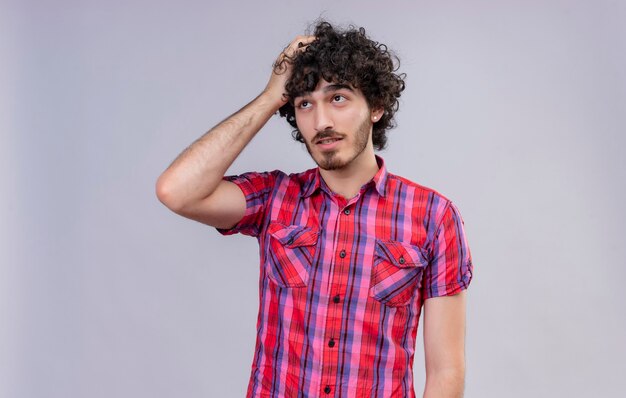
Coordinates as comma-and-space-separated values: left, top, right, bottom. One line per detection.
289, 35, 315, 50
297, 35, 315, 45
276, 35, 316, 66
290, 37, 315, 56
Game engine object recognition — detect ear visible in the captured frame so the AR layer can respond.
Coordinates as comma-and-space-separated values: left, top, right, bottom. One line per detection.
370, 108, 384, 123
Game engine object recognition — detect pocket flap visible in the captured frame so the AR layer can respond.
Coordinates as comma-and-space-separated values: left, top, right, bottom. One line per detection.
268, 223, 319, 248
374, 240, 429, 268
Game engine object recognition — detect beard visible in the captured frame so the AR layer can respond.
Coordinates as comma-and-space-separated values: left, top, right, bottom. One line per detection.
304, 116, 371, 171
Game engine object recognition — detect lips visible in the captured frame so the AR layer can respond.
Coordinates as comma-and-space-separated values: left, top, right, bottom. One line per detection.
315, 137, 343, 151
317, 138, 342, 145
315, 136, 343, 145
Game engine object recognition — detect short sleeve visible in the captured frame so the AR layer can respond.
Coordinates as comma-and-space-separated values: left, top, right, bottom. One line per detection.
421, 201, 474, 299
214, 170, 279, 238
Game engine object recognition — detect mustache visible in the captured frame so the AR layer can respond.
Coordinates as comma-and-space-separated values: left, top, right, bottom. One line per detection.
313, 130, 344, 142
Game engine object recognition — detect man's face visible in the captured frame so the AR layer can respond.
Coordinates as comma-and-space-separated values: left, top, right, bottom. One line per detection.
294, 80, 375, 171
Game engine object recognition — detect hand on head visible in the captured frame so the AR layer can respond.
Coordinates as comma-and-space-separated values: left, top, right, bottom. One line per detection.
264, 35, 316, 107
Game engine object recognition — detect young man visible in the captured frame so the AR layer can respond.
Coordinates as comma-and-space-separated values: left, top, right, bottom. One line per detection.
157, 21, 473, 398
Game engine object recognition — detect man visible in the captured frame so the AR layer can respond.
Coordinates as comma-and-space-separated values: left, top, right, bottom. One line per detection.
157, 21, 473, 398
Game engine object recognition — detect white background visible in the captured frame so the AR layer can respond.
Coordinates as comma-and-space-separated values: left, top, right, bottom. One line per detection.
2, 0, 625, 397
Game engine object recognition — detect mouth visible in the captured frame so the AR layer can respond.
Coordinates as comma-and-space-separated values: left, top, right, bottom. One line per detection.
315, 134, 344, 144
315, 136, 343, 151
316, 137, 342, 145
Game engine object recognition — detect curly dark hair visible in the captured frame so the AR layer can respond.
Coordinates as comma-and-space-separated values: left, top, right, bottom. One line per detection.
276, 21, 406, 151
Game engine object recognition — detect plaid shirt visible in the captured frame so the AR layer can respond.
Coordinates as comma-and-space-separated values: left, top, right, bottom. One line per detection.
216, 155, 473, 398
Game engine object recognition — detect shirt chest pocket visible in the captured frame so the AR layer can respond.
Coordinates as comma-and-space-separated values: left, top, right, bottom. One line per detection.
266, 222, 319, 288
370, 240, 430, 307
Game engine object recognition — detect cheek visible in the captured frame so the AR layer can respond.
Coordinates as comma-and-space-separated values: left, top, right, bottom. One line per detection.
294, 115, 313, 139
344, 104, 368, 119
293, 112, 304, 129
341, 109, 368, 128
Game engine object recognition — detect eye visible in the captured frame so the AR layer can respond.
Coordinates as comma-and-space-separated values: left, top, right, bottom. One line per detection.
332, 94, 346, 103
298, 100, 311, 109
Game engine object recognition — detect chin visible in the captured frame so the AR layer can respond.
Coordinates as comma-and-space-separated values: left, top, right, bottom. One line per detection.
318, 162, 344, 171
315, 152, 350, 170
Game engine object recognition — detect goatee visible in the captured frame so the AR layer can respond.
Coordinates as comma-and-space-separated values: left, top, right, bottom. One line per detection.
304, 117, 371, 171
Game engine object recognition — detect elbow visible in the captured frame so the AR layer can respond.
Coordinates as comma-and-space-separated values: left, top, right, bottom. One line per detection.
155, 174, 184, 213
426, 361, 465, 381
424, 367, 465, 397
427, 366, 465, 380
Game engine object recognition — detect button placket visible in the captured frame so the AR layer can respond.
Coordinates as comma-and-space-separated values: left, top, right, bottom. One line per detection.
321, 203, 355, 396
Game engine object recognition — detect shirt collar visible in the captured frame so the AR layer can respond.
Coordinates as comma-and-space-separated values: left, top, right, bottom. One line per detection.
301, 154, 389, 198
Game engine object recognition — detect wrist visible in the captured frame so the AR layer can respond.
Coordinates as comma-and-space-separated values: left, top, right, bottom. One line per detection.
259, 87, 287, 111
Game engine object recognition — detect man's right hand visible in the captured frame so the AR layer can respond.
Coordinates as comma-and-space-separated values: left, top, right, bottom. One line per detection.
263, 35, 316, 108
157, 35, 314, 229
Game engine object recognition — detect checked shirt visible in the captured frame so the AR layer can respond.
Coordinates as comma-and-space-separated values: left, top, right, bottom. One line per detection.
216, 155, 473, 398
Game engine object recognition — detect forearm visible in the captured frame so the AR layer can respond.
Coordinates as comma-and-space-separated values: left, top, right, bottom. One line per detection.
156, 90, 281, 210
423, 368, 465, 398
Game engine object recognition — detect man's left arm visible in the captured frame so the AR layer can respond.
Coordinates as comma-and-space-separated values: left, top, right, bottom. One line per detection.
422, 290, 467, 398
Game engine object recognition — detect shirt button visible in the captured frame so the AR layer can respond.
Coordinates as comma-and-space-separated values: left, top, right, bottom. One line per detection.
328, 338, 335, 348
324, 385, 331, 394
333, 295, 340, 304
339, 250, 346, 258
343, 209, 350, 215
399, 256, 405, 264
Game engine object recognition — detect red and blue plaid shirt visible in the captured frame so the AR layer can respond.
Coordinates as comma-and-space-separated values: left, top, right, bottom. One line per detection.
216, 155, 473, 398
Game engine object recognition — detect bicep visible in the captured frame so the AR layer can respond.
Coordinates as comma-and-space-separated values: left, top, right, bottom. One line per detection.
423, 290, 467, 373
176, 179, 246, 228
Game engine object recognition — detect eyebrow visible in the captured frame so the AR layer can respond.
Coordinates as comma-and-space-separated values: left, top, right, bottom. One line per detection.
322, 83, 354, 93
296, 83, 354, 99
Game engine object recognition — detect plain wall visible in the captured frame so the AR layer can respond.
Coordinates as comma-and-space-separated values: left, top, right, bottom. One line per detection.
2, 0, 625, 397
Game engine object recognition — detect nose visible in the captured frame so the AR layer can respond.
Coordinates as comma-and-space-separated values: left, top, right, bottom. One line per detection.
314, 104, 334, 132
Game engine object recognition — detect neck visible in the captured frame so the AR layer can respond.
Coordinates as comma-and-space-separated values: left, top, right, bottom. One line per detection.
319, 150, 379, 200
